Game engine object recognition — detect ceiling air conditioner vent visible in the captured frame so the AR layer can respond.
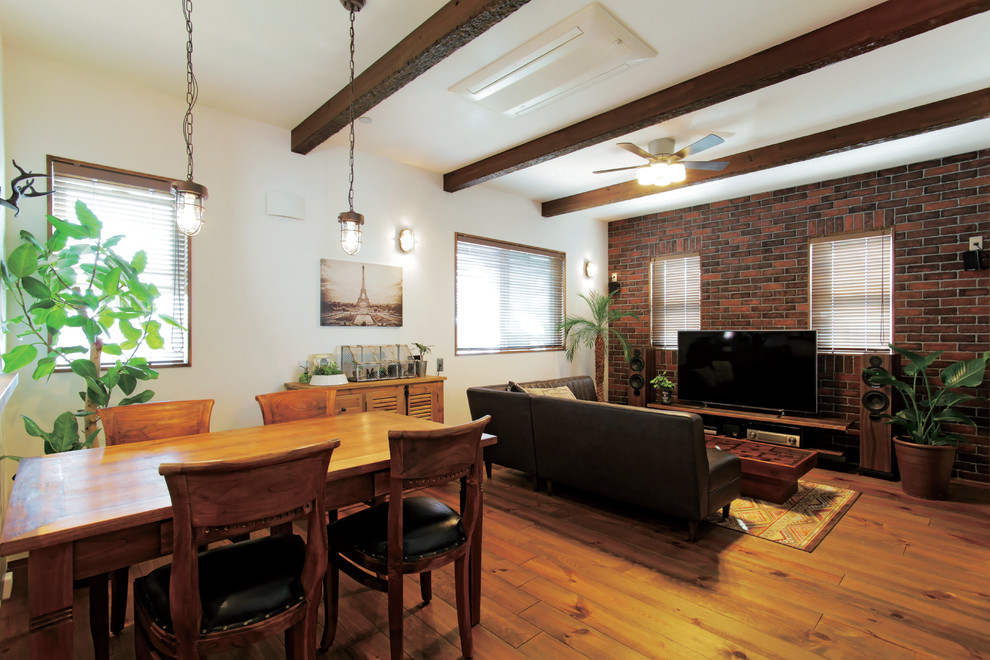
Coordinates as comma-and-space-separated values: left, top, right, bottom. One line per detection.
450, 3, 655, 117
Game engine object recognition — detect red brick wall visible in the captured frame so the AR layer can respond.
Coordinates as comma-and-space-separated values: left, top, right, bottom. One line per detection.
606, 149, 989, 483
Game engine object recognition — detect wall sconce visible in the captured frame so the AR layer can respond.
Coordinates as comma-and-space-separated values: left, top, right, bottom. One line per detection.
584, 259, 597, 278
398, 227, 415, 253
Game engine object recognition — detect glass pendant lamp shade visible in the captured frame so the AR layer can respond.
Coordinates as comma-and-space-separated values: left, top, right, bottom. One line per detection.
339, 210, 364, 255
171, 179, 208, 236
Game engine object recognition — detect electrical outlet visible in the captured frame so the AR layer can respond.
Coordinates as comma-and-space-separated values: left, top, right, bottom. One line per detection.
436, 358, 444, 373
970, 236, 984, 251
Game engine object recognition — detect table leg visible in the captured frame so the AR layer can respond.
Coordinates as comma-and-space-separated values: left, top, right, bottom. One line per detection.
28, 543, 74, 660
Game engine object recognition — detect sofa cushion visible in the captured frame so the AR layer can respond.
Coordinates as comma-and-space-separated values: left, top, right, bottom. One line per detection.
515, 376, 598, 401
507, 381, 526, 393
521, 385, 577, 399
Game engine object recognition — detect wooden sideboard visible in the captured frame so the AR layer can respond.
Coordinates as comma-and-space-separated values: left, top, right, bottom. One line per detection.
285, 376, 445, 422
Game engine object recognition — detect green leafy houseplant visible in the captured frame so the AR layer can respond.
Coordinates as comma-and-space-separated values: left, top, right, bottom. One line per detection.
650, 371, 674, 392
560, 289, 639, 402
867, 345, 989, 446
313, 359, 343, 376
1, 199, 182, 456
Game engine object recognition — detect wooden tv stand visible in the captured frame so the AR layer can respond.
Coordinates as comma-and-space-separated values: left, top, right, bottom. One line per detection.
647, 402, 851, 433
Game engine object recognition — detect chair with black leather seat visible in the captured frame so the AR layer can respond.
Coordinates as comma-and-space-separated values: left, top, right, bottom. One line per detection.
89, 399, 214, 660
133, 439, 338, 659
255, 388, 338, 425
320, 415, 491, 659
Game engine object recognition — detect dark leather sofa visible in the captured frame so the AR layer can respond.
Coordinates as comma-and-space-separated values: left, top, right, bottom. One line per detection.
467, 376, 741, 540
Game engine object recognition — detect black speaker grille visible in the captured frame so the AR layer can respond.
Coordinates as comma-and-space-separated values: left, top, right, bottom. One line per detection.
862, 366, 889, 387
629, 374, 645, 390
862, 390, 890, 418
630, 357, 645, 371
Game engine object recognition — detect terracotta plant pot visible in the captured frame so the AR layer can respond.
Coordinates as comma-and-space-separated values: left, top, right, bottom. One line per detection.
893, 438, 957, 500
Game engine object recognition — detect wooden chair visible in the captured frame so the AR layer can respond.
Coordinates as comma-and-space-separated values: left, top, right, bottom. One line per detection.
133, 439, 338, 659
321, 415, 491, 659
88, 399, 214, 660
255, 388, 338, 424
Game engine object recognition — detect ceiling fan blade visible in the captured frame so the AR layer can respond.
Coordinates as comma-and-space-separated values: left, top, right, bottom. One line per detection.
673, 134, 724, 160
617, 142, 655, 160
593, 165, 643, 174
681, 160, 730, 171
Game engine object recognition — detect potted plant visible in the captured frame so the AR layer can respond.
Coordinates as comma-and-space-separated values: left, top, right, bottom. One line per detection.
866, 344, 989, 499
560, 290, 639, 402
411, 342, 432, 377
310, 358, 348, 386
651, 371, 675, 405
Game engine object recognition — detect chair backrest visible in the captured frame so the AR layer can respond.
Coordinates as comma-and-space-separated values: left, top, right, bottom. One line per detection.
97, 399, 214, 446
255, 388, 338, 425
158, 439, 338, 653
386, 416, 490, 564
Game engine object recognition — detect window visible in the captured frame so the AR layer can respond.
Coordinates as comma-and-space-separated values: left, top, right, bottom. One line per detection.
455, 234, 564, 354
650, 253, 701, 348
810, 231, 892, 352
49, 157, 191, 366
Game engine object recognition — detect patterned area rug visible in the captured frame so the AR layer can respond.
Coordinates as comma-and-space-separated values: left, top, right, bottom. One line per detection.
707, 480, 860, 552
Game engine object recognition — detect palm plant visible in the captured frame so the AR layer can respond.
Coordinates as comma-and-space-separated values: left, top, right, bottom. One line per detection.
560, 290, 639, 402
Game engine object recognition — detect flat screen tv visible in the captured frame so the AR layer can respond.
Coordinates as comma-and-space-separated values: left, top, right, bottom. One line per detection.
677, 330, 819, 415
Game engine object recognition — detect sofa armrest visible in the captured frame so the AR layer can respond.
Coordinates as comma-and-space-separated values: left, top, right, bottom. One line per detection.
466, 386, 538, 475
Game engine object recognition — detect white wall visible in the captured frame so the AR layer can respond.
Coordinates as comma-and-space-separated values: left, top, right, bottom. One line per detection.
1, 48, 606, 468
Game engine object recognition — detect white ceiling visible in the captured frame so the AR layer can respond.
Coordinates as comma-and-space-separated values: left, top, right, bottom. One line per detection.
2, 0, 988, 222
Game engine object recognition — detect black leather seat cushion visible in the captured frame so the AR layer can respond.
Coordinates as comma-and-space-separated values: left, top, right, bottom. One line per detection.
328, 495, 465, 561
134, 534, 305, 634
707, 448, 741, 492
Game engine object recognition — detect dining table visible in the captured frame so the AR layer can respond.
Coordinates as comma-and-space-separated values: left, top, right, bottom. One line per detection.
0, 411, 496, 659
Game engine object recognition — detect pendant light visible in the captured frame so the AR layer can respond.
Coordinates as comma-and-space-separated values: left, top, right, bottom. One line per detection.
338, 0, 366, 255
171, 0, 208, 237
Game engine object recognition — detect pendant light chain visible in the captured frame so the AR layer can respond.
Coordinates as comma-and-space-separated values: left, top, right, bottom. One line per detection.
346, 7, 356, 212
182, 0, 199, 183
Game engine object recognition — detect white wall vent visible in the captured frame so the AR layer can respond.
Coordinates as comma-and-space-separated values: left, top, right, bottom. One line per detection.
449, 3, 655, 117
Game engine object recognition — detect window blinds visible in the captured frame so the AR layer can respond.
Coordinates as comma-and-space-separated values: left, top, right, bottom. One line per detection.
810, 231, 892, 352
455, 234, 565, 354
50, 158, 190, 366
650, 253, 701, 348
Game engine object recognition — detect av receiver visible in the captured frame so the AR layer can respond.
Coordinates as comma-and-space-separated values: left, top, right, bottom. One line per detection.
746, 428, 800, 447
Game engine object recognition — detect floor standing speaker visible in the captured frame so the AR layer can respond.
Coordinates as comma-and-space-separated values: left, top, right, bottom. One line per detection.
626, 348, 655, 407
859, 352, 900, 477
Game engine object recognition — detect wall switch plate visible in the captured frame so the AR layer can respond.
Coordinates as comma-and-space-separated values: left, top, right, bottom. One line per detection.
436, 358, 444, 373
970, 236, 984, 251
611, 272, 618, 282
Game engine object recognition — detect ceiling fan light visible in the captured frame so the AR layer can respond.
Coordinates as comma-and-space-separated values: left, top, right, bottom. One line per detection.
636, 167, 656, 185
668, 163, 687, 183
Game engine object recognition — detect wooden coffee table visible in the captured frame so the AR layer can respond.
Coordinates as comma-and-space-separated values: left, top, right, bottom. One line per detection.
706, 437, 818, 503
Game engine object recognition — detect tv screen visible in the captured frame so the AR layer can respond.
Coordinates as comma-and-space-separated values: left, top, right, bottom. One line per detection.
677, 330, 819, 415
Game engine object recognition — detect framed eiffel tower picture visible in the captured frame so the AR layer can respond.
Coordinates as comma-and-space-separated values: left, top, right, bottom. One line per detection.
320, 259, 403, 327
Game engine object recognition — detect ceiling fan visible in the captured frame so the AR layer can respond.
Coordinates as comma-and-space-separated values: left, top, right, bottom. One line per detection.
593, 134, 729, 186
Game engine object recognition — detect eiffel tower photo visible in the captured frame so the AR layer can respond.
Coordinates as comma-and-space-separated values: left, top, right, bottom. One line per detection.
319, 259, 403, 327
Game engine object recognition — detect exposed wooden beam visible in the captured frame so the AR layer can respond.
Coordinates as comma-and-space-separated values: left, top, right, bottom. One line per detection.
291, 0, 531, 155
540, 89, 990, 217
443, 0, 990, 192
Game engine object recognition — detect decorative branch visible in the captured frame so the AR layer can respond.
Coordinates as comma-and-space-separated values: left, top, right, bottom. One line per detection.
1, 160, 53, 216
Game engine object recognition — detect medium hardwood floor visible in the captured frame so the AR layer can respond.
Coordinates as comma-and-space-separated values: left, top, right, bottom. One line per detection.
2, 466, 988, 659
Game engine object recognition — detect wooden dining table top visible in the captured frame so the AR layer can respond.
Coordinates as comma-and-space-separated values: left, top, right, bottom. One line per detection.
0, 411, 494, 558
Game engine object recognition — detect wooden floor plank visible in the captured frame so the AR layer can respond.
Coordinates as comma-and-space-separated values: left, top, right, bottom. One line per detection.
2, 466, 988, 659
